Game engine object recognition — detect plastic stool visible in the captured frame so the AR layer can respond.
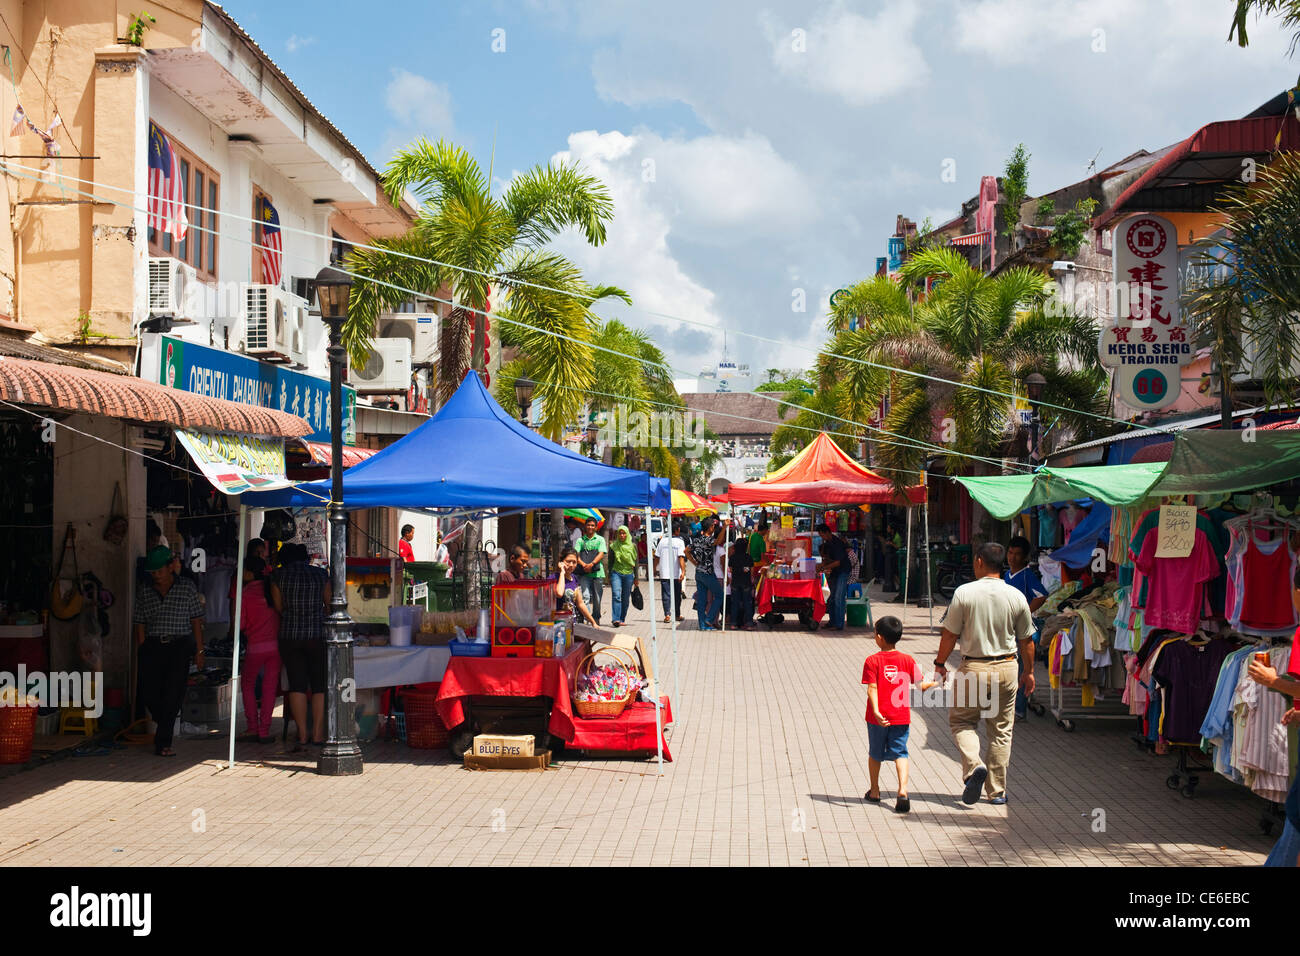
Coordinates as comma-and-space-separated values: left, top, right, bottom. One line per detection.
59, 708, 98, 737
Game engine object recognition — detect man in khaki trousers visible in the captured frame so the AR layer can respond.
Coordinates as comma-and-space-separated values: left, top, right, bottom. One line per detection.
934, 542, 1035, 806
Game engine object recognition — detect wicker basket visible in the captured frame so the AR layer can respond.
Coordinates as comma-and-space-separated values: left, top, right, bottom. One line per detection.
0, 704, 37, 764
401, 688, 449, 749
573, 646, 639, 719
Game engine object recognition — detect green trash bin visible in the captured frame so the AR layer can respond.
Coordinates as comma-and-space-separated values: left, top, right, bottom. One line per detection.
846, 600, 869, 627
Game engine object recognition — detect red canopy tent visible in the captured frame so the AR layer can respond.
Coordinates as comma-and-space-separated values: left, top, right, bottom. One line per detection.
721, 433, 926, 505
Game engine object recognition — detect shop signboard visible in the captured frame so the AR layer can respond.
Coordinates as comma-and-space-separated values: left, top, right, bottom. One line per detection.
174, 429, 294, 497
1099, 213, 1190, 412
158, 335, 355, 444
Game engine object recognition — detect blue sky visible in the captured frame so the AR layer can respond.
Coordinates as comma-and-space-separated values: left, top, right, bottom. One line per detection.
218, 0, 1298, 381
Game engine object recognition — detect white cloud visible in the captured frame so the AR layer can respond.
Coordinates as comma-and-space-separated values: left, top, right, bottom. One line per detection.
285, 34, 315, 53
762, 1, 929, 106
381, 70, 457, 160
385, 69, 455, 133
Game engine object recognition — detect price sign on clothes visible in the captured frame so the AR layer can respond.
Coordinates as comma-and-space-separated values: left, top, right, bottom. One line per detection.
1155, 504, 1196, 559
781, 515, 793, 529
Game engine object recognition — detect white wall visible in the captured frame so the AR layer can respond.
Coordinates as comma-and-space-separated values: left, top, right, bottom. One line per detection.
144, 80, 336, 378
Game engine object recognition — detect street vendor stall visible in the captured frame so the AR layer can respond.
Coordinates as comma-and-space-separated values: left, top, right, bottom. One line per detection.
953, 430, 1300, 833
240, 371, 673, 770
720, 433, 926, 628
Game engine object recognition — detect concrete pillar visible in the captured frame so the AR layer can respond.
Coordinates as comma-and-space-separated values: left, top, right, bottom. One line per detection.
89, 45, 148, 339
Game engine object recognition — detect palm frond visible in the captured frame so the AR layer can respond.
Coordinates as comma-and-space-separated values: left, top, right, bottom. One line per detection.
382, 139, 487, 211
341, 234, 444, 369
502, 163, 617, 247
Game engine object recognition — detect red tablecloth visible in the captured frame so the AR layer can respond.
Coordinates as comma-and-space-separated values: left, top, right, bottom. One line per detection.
756, 578, 826, 621
434, 641, 588, 742
569, 698, 673, 760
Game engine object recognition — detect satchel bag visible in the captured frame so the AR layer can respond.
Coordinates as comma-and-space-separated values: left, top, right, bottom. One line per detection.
50, 524, 84, 621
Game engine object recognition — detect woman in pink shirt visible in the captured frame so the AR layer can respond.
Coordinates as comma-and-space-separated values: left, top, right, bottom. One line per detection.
237, 557, 281, 743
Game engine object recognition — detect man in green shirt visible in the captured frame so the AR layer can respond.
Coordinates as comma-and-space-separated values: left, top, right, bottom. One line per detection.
608, 525, 638, 626
576, 517, 608, 625
748, 516, 769, 567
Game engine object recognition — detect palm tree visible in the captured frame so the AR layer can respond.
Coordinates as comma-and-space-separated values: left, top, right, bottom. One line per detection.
822, 248, 1107, 490
344, 139, 622, 571
1185, 150, 1300, 420
1229, 0, 1300, 50
344, 140, 617, 409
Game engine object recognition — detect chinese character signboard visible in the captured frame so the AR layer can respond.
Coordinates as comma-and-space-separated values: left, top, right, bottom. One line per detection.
1099, 214, 1190, 412
159, 335, 355, 444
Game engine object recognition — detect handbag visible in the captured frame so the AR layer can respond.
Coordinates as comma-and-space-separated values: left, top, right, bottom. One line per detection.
630, 584, 644, 611
102, 483, 128, 546
50, 524, 84, 621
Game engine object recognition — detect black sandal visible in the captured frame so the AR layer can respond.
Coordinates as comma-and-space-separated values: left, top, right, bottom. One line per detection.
864, 792, 882, 803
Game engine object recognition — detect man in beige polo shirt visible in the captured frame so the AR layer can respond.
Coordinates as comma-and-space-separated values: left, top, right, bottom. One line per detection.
934, 542, 1035, 806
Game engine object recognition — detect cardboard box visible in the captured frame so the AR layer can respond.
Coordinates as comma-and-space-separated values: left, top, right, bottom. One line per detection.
463, 749, 551, 772
472, 733, 535, 758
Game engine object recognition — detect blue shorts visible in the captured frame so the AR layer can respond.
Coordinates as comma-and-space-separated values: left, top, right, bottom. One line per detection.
867, 723, 910, 762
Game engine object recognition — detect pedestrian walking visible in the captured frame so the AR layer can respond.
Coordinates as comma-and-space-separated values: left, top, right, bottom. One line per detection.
687, 516, 725, 630
934, 542, 1035, 805
609, 525, 638, 626
235, 556, 280, 743
818, 522, 852, 629
269, 543, 329, 751
575, 517, 607, 624
655, 521, 687, 623
133, 545, 205, 756
862, 615, 937, 813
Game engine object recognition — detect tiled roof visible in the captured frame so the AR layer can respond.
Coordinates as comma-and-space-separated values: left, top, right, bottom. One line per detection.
681, 392, 790, 437
0, 356, 312, 437
0, 335, 129, 373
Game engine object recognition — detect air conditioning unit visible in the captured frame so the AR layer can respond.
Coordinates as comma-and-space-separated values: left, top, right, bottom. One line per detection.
147, 257, 197, 317
242, 285, 309, 365
377, 313, 439, 365
352, 338, 412, 393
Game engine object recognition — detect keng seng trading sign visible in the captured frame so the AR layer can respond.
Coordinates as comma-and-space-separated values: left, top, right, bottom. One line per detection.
1099, 213, 1190, 412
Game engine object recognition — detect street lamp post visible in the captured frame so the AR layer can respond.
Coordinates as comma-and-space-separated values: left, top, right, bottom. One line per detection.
1024, 372, 1047, 466
314, 266, 363, 776
514, 376, 536, 427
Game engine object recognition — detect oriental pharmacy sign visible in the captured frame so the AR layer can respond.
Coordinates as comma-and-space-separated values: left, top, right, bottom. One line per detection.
1099, 213, 1191, 412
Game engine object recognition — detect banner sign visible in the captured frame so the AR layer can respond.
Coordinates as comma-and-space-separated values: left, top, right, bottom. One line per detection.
174, 429, 295, 496
1099, 214, 1190, 412
158, 335, 355, 444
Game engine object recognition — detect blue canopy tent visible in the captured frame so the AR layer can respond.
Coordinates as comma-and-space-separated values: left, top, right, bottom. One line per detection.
242, 371, 670, 512
231, 371, 673, 771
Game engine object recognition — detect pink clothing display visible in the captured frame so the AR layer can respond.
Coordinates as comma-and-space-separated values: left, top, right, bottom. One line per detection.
1059, 505, 1085, 545
1135, 528, 1219, 634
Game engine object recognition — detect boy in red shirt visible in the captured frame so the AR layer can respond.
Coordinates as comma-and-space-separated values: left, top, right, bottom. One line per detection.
862, 615, 935, 814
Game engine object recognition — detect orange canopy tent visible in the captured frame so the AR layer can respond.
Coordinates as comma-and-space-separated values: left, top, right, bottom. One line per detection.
721, 433, 926, 506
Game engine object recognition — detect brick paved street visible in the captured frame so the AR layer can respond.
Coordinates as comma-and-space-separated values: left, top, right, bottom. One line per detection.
0, 584, 1275, 866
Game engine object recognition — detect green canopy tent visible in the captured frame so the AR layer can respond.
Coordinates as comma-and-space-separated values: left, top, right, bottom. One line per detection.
955, 431, 1300, 520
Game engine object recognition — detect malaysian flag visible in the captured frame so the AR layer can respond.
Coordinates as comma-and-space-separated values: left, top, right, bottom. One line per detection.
147, 122, 187, 242
258, 195, 283, 286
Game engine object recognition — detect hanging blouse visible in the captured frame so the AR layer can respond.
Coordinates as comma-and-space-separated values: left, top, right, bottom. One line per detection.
1135, 528, 1219, 634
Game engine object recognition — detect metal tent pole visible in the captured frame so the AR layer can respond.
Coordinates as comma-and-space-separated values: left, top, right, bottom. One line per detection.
227, 504, 248, 771
922, 473, 934, 631
645, 506, 663, 774
904, 504, 914, 608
